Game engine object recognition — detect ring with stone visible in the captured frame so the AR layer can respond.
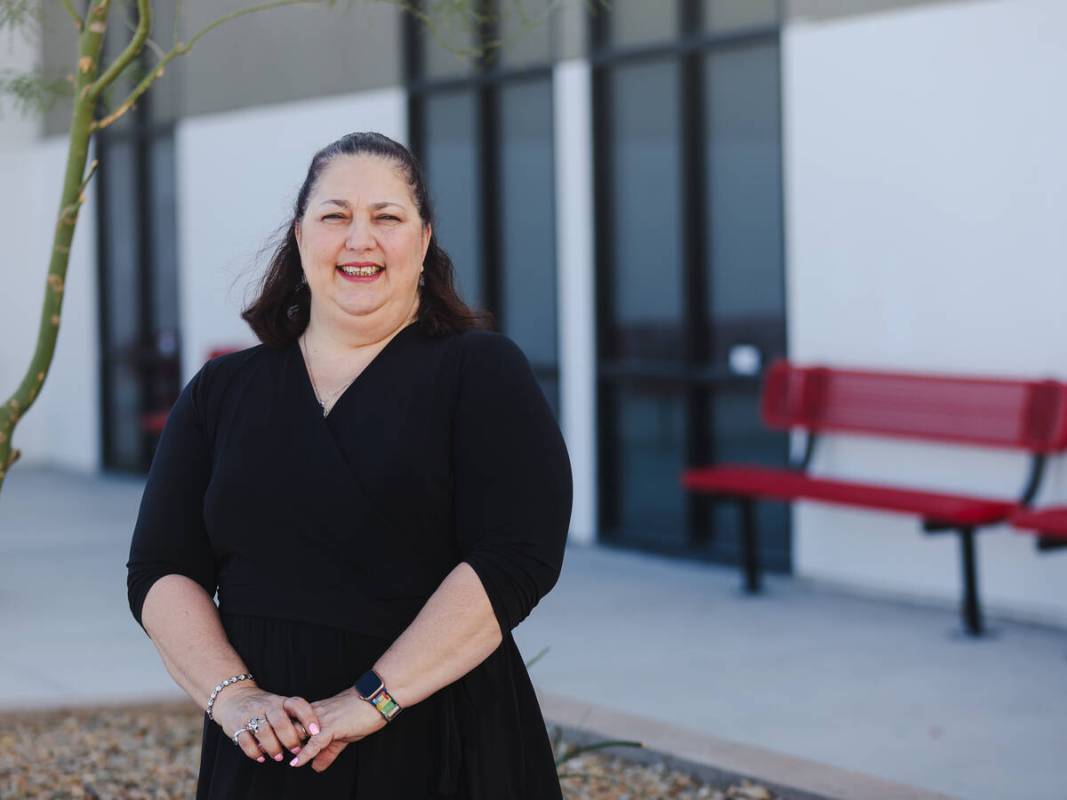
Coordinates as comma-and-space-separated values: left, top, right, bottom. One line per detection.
246, 716, 267, 734
232, 728, 252, 746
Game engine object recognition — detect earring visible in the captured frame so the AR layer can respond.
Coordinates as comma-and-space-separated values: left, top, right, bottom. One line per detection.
418, 271, 425, 288
299, 273, 308, 287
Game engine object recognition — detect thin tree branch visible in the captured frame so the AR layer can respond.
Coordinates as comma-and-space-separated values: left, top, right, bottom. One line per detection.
92, 0, 323, 132
60, 0, 83, 31
87, 0, 151, 103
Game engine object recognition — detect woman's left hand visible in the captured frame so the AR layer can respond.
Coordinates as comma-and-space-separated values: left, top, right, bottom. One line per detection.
284, 689, 388, 772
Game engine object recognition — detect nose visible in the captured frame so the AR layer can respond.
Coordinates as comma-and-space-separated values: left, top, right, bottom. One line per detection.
344, 215, 377, 253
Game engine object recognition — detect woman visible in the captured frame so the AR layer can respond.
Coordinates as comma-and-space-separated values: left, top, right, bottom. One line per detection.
126, 131, 573, 799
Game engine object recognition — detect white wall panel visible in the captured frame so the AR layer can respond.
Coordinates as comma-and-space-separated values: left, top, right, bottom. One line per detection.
784, 0, 1067, 625
0, 137, 99, 472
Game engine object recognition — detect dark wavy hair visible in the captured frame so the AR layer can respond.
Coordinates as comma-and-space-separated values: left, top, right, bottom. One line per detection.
241, 132, 493, 347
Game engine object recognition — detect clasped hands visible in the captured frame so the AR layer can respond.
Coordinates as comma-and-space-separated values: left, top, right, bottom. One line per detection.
213, 683, 388, 772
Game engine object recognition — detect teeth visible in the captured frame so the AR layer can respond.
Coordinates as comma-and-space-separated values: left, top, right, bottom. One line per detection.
340, 265, 382, 276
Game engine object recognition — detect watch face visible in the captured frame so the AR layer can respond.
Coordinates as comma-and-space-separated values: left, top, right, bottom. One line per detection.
355, 671, 383, 699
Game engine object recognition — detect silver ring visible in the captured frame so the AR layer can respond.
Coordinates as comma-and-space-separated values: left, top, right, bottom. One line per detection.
246, 716, 267, 734
232, 728, 252, 746
294, 721, 307, 740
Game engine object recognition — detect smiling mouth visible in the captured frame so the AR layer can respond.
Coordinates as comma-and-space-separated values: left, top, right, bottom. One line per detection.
337, 264, 384, 276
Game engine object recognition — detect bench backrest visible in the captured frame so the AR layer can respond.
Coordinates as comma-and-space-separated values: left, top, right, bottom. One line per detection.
761, 360, 1067, 454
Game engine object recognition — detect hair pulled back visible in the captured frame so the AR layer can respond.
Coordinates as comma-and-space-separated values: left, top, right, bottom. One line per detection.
241, 131, 492, 347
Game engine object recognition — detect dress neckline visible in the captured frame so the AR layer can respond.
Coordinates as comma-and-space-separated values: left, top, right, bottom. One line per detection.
294, 318, 421, 418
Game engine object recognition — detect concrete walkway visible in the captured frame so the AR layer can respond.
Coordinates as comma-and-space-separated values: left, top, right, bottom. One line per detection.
2, 465, 1065, 799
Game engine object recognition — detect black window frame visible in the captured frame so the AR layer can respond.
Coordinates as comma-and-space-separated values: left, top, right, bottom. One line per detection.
405, 0, 561, 409
591, 0, 791, 569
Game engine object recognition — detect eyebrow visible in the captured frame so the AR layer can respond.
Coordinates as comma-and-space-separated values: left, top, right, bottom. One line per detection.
318, 199, 406, 211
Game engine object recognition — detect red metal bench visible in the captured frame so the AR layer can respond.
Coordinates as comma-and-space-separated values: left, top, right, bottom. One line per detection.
681, 360, 1067, 636
1011, 507, 1067, 551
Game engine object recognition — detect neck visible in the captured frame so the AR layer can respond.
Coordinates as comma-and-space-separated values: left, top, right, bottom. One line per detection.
304, 298, 419, 357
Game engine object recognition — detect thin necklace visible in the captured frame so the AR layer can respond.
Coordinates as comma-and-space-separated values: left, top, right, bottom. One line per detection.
299, 333, 358, 417
299, 318, 418, 417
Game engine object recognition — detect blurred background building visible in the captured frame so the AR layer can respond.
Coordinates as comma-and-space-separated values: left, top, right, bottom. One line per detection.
2, 0, 1065, 627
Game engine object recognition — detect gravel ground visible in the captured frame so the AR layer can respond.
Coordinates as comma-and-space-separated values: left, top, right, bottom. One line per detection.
0, 702, 779, 799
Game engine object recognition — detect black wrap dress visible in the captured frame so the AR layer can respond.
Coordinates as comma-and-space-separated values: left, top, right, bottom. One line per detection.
126, 319, 573, 799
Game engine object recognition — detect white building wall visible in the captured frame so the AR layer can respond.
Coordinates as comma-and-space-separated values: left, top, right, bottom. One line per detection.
0, 137, 100, 472
783, 0, 1067, 625
554, 59, 598, 546
175, 90, 408, 380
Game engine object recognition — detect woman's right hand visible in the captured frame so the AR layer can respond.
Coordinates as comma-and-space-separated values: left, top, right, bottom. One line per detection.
211, 684, 321, 764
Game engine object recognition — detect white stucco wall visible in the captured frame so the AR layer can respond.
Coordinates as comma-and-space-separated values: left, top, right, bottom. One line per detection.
0, 137, 99, 472
0, 28, 42, 151
175, 89, 408, 380
783, 0, 1067, 625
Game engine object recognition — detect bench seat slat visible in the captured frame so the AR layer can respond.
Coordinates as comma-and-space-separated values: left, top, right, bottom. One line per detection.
682, 465, 1016, 526
1011, 507, 1067, 540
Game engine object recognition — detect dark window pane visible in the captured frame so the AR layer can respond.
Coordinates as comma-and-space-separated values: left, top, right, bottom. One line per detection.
149, 135, 180, 337
422, 91, 483, 307
102, 139, 140, 347
704, 0, 778, 32
705, 44, 784, 369
497, 0, 553, 68
499, 79, 557, 366
608, 60, 684, 361
614, 383, 688, 547
706, 388, 790, 570
107, 362, 143, 470
606, 0, 678, 47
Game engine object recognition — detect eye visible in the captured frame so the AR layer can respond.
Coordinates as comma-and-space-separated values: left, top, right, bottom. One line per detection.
323, 213, 345, 220
378, 215, 400, 222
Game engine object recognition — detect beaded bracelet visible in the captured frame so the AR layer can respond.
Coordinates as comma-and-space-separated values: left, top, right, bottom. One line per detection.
206, 673, 254, 721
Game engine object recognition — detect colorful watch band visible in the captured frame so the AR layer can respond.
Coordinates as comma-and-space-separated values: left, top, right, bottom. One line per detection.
355, 670, 403, 722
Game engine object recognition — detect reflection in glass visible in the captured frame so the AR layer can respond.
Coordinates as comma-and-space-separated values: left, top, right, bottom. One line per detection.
422, 91, 483, 307
606, 0, 678, 47
705, 44, 784, 366
150, 135, 180, 335
608, 60, 684, 361
499, 79, 557, 366
103, 140, 139, 347
704, 0, 778, 32
422, 6, 479, 79
615, 384, 688, 547
706, 389, 790, 569
496, 0, 553, 68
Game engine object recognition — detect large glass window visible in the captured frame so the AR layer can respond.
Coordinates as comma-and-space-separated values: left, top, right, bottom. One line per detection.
96, 34, 182, 473
595, 0, 789, 569
409, 1, 561, 415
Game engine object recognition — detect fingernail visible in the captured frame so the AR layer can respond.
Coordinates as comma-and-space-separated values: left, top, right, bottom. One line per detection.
291, 746, 301, 754
257, 756, 265, 763
274, 754, 283, 762
309, 723, 320, 735
290, 756, 299, 766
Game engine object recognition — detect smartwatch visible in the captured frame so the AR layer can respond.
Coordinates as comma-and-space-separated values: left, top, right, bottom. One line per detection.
355, 669, 403, 722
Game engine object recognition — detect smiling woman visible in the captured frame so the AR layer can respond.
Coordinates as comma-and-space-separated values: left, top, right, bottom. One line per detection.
126, 132, 573, 799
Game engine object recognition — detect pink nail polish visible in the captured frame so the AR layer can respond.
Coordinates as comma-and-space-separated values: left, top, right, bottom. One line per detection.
290, 757, 299, 766
291, 746, 301, 754
309, 723, 320, 736
274, 754, 283, 762
257, 756, 265, 763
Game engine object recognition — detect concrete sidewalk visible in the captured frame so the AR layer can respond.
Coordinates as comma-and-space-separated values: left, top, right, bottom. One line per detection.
2, 465, 1065, 799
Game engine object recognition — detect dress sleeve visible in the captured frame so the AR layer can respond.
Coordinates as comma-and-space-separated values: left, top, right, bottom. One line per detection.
126, 363, 218, 635
452, 332, 573, 635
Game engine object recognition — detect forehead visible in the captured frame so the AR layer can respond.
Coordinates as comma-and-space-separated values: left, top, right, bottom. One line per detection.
310, 154, 413, 206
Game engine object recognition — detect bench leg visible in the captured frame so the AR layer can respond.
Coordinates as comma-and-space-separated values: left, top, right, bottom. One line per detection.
740, 498, 761, 594
958, 527, 984, 636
